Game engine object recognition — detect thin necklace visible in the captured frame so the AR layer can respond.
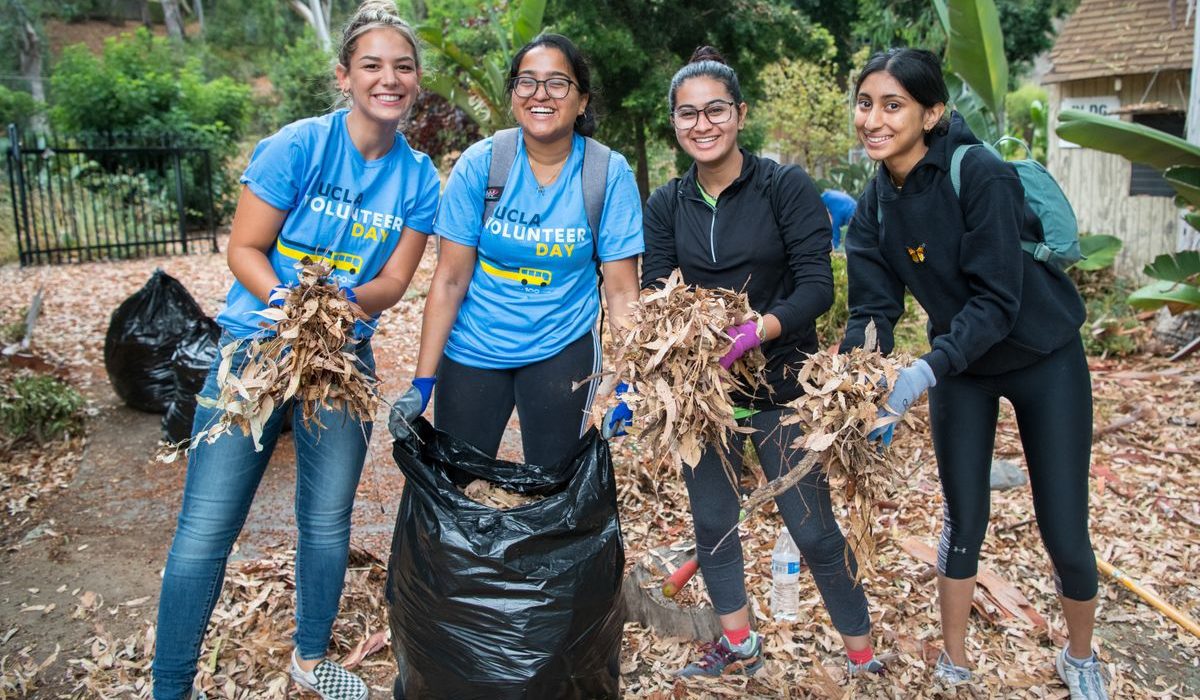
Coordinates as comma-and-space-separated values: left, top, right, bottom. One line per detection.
534, 158, 567, 194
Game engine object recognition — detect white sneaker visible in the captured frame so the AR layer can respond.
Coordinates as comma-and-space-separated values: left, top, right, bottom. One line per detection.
289, 650, 367, 700
1056, 648, 1109, 699
932, 651, 972, 687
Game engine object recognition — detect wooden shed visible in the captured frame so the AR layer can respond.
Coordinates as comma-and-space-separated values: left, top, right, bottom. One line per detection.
1044, 0, 1194, 275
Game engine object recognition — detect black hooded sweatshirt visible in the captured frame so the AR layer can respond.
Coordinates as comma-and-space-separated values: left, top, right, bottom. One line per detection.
642, 150, 833, 408
839, 112, 1085, 378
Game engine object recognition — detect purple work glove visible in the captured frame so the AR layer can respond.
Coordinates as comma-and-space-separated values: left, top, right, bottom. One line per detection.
718, 321, 761, 370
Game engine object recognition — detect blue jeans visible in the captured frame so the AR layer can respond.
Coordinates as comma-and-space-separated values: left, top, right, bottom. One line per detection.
152, 335, 375, 700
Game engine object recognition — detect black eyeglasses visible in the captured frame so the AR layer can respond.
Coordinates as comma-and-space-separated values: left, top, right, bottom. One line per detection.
671, 100, 737, 130
511, 76, 578, 99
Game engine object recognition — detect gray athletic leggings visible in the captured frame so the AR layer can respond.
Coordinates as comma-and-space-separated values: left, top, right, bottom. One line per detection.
684, 408, 872, 636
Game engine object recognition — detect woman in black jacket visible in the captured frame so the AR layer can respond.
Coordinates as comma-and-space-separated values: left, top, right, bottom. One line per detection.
840, 49, 1105, 699
640, 46, 882, 680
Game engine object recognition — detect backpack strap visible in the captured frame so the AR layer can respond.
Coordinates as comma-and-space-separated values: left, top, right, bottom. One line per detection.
581, 136, 610, 241
482, 127, 520, 226
948, 143, 978, 199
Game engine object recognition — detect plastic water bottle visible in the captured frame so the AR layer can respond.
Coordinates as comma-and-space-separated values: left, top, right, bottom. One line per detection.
770, 528, 802, 621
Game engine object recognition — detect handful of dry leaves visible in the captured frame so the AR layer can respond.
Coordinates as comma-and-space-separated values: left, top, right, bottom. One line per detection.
607, 270, 768, 477
161, 262, 380, 458
779, 323, 913, 577
459, 479, 544, 510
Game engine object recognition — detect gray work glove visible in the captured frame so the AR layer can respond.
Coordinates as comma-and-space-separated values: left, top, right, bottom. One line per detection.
388, 377, 435, 442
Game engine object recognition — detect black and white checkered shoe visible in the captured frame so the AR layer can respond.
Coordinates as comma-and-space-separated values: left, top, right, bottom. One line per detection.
289, 650, 367, 700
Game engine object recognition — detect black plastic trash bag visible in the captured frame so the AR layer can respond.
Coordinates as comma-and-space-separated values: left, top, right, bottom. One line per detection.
387, 419, 624, 700
105, 270, 210, 414
161, 317, 221, 443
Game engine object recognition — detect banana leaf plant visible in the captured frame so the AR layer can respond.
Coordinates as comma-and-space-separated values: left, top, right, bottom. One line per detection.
1055, 110, 1200, 313
931, 0, 1008, 139
1073, 234, 1123, 272
1127, 251, 1200, 314
417, 0, 547, 133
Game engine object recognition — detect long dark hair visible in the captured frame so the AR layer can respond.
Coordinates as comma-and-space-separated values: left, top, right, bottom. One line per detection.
855, 48, 950, 140
668, 45, 742, 112
507, 34, 597, 137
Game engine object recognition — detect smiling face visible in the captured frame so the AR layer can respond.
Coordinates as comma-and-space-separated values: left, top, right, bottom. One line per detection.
335, 28, 420, 128
511, 45, 588, 146
854, 70, 945, 179
671, 76, 746, 168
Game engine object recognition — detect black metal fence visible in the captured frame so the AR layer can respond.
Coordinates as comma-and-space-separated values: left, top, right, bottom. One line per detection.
5, 124, 218, 266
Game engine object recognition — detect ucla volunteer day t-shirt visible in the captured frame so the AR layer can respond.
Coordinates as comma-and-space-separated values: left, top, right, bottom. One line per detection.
217, 109, 440, 339
435, 131, 643, 369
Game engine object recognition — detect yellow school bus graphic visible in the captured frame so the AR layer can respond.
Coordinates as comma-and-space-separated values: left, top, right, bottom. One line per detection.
480, 258, 552, 286
276, 236, 364, 275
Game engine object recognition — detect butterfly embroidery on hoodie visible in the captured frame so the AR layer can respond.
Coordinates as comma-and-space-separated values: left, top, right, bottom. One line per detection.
907, 244, 926, 263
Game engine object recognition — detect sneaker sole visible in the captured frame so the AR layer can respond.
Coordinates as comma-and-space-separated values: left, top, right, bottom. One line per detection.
290, 672, 368, 700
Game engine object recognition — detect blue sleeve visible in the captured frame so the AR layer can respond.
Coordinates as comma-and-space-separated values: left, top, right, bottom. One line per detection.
405, 159, 441, 235
433, 140, 489, 247
240, 128, 303, 211
596, 151, 644, 262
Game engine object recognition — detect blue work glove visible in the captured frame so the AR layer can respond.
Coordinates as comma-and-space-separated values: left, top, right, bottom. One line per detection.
340, 285, 358, 306
602, 382, 633, 439
867, 359, 936, 444
389, 377, 436, 441
267, 284, 292, 309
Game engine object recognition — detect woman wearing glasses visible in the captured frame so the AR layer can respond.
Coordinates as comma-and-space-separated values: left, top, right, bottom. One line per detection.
389, 34, 643, 466
640, 46, 882, 679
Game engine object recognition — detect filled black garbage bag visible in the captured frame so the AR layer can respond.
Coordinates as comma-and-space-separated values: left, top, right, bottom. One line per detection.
161, 317, 221, 443
387, 419, 624, 700
105, 269, 210, 414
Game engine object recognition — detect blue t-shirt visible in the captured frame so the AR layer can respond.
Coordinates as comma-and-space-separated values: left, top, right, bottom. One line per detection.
821, 189, 857, 249
217, 109, 440, 339
435, 131, 643, 369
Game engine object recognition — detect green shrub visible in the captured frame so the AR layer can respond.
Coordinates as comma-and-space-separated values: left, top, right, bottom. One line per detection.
268, 31, 336, 129
48, 29, 252, 222
1071, 268, 1144, 357
0, 373, 85, 447
1004, 83, 1048, 162
0, 85, 39, 132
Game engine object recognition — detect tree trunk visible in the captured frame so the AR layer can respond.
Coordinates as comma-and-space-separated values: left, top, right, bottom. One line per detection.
140, 0, 152, 28
193, 0, 205, 37
410, 0, 427, 21
17, 19, 47, 132
290, 0, 331, 51
634, 115, 649, 203
162, 0, 186, 41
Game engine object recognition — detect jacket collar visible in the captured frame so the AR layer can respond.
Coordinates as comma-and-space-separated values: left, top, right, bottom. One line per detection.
679, 148, 761, 198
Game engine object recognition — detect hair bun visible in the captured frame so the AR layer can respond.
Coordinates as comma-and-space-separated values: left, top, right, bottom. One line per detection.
688, 46, 726, 65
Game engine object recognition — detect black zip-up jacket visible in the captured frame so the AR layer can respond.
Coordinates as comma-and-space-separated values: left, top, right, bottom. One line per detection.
642, 150, 833, 408
839, 112, 1086, 378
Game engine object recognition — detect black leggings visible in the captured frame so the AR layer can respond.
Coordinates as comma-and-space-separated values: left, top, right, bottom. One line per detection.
930, 339, 1098, 601
434, 328, 600, 467
684, 409, 871, 636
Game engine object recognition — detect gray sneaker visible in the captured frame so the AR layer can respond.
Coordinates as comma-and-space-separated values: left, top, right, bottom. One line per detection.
847, 656, 886, 677
932, 651, 972, 687
1056, 648, 1108, 699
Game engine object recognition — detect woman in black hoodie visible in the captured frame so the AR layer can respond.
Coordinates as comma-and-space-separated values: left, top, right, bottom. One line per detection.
839, 49, 1105, 699
639, 46, 882, 681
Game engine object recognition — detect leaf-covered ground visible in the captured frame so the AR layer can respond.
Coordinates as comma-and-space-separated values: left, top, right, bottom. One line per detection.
0, 242, 1197, 698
